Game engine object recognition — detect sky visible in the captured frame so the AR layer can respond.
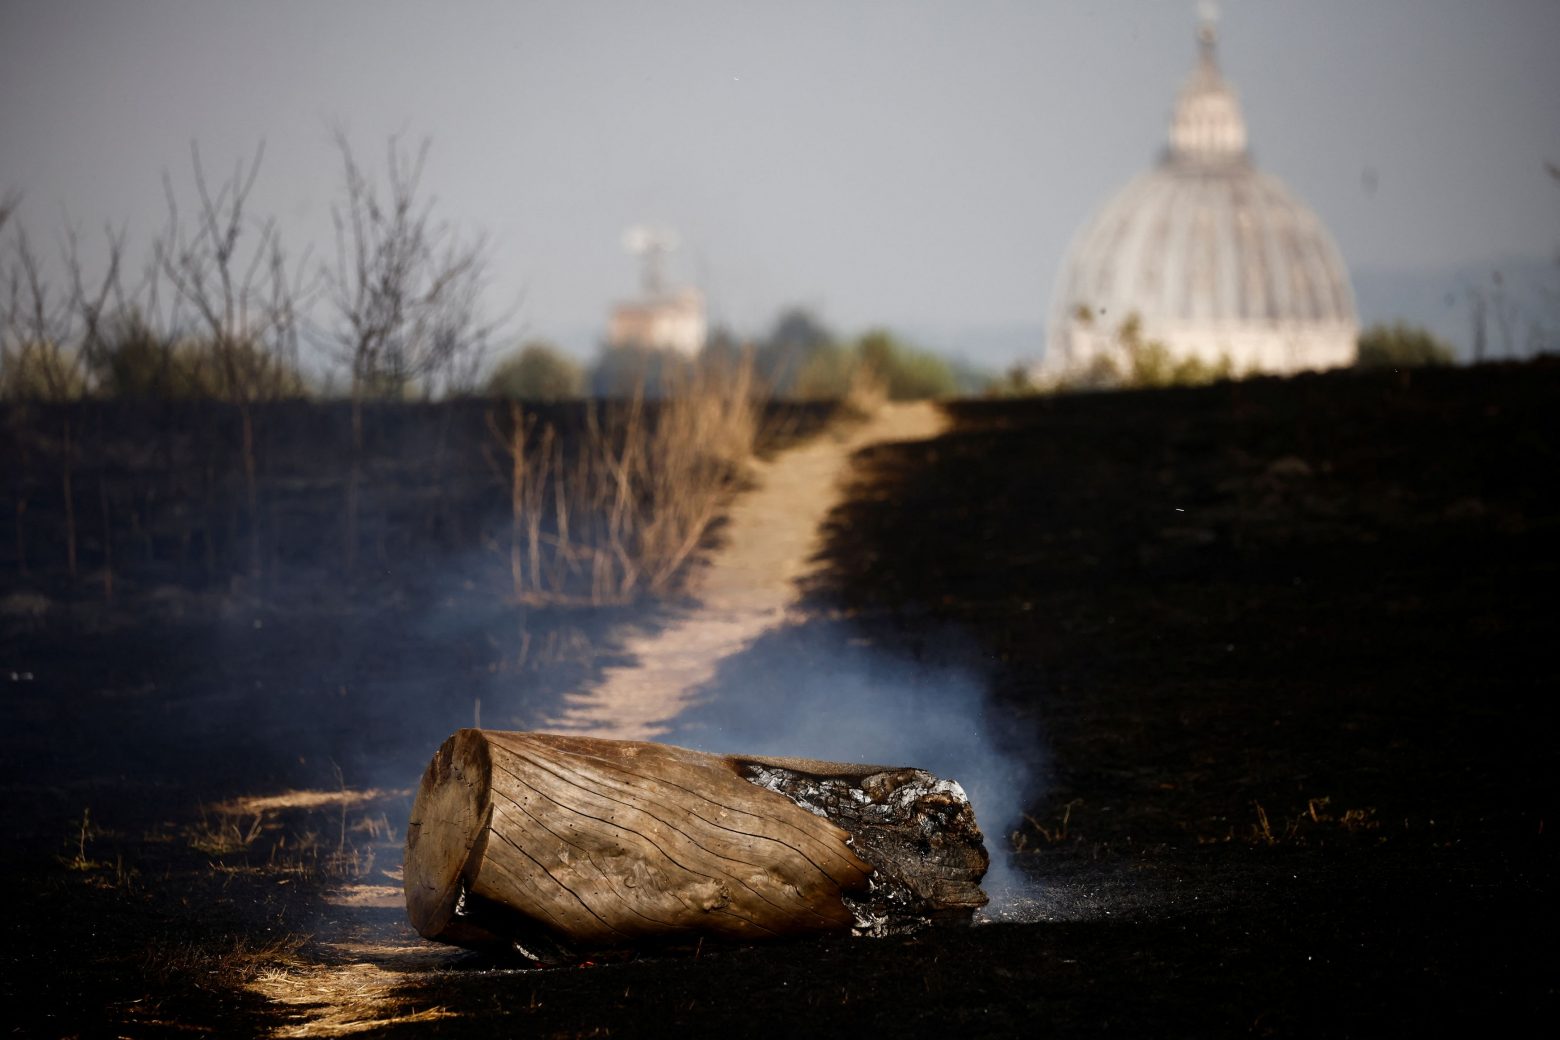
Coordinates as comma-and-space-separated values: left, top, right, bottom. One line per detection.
2, 0, 1557, 368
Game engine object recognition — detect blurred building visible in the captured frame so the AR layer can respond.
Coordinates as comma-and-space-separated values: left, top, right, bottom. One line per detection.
1043, 18, 1357, 380
608, 226, 707, 356
608, 288, 707, 356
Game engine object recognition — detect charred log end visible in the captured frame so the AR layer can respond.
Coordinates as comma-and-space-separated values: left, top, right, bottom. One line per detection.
734, 759, 990, 936
405, 728, 496, 944
405, 731, 986, 957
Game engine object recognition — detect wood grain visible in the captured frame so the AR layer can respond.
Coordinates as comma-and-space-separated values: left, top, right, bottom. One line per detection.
405, 730, 987, 955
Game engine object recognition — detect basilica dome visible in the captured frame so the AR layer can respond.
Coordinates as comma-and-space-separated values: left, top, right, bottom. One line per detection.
1044, 23, 1357, 379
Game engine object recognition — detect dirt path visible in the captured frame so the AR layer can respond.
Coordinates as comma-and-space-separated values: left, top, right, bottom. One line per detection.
246, 401, 949, 1036
546, 400, 949, 740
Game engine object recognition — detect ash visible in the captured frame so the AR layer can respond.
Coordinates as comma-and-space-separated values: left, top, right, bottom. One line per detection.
740, 763, 990, 937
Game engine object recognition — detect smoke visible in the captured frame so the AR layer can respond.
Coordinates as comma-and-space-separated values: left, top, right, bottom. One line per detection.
141, 392, 1048, 922
659, 616, 1043, 913
169, 520, 1049, 941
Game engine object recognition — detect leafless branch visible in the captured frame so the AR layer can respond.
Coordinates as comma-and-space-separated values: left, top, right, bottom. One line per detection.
1, 225, 86, 400
63, 221, 128, 377
325, 131, 500, 400
156, 141, 303, 403
0, 191, 19, 235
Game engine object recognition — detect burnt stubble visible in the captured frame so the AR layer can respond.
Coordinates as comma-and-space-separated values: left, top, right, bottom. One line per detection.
2, 363, 1555, 1037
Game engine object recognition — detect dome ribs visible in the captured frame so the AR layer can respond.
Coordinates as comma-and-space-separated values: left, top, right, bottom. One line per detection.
1044, 22, 1357, 378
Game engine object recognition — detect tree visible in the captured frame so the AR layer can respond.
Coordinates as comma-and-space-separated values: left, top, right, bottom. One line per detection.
1, 229, 98, 402
790, 340, 856, 400
1356, 323, 1456, 369
1113, 314, 1233, 388
0, 195, 117, 403
755, 307, 834, 396
1043, 312, 1233, 391
2, 217, 127, 586
699, 325, 744, 371
90, 310, 174, 397
325, 132, 502, 570
855, 329, 957, 400
158, 143, 305, 405
158, 142, 307, 579
326, 132, 498, 401
750, 312, 966, 402
487, 341, 584, 401
988, 363, 1038, 397
589, 343, 692, 398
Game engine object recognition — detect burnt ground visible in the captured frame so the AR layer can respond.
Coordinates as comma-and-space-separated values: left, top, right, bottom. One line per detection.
3, 362, 1558, 1037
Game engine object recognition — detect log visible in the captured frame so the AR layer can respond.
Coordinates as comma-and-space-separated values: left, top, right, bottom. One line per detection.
404, 730, 989, 959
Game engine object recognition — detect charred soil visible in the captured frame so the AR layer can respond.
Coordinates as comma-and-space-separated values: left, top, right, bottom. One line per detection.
2, 364, 1556, 1037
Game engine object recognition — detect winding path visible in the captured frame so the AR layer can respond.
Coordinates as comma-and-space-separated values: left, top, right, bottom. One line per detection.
546, 400, 948, 741
250, 400, 950, 1036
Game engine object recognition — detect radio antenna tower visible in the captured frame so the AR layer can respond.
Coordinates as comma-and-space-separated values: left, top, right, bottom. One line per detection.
622, 225, 680, 296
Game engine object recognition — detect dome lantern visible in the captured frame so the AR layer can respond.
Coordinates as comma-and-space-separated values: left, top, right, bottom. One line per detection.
1168, 21, 1248, 165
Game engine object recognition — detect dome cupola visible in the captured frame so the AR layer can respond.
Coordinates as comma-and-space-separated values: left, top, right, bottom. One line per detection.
1043, 14, 1357, 382
1168, 23, 1248, 165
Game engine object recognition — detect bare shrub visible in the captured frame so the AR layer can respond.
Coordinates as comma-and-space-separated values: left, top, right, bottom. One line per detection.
1, 227, 103, 401
158, 143, 306, 406
488, 340, 584, 401
158, 142, 307, 579
1356, 322, 1456, 369
326, 131, 504, 573
2, 220, 127, 584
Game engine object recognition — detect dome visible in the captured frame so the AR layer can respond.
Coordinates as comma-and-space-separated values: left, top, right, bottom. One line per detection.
1045, 22, 1357, 378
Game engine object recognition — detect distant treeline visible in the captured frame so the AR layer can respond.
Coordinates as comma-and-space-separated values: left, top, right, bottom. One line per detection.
0, 135, 994, 412
490, 310, 993, 404
0, 136, 971, 616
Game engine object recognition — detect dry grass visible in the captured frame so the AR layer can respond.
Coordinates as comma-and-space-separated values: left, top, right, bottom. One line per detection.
109, 787, 429, 1034
1012, 800, 1082, 851
490, 351, 764, 606
188, 806, 267, 855
214, 788, 402, 815
1202, 797, 1385, 847
61, 806, 103, 869
57, 806, 143, 892
1014, 795, 1385, 850
138, 931, 312, 1013
188, 788, 405, 882
247, 939, 462, 1037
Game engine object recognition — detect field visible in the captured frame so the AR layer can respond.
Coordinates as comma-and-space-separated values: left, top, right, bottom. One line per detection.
2, 362, 1555, 1036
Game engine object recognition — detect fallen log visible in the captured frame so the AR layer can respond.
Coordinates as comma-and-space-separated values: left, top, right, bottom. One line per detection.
404, 730, 989, 959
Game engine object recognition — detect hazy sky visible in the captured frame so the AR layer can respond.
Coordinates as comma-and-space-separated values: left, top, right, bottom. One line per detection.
2, 0, 1557, 365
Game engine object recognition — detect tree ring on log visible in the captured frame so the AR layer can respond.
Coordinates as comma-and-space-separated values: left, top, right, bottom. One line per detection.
405, 728, 497, 945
